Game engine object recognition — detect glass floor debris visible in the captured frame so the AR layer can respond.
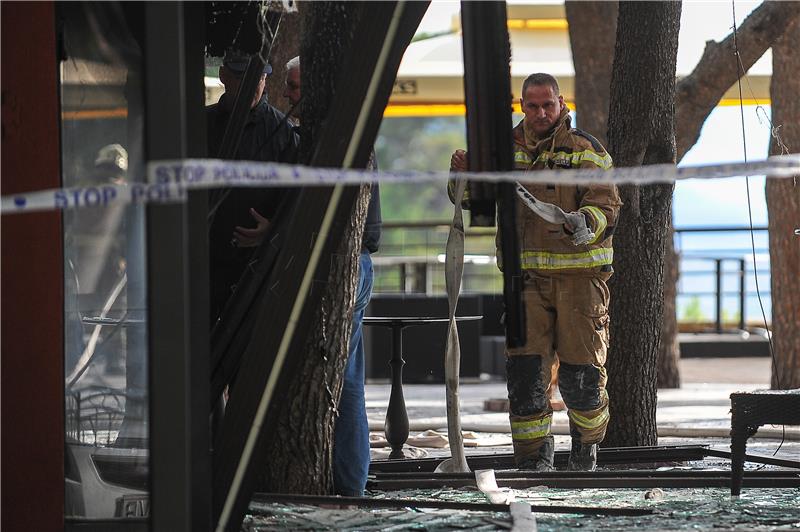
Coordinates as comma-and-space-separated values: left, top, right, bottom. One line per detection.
245, 485, 800, 530
243, 436, 800, 530
244, 373, 800, 530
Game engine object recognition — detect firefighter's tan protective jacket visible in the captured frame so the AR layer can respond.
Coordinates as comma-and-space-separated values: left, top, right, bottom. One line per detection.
502, 108, 621, 278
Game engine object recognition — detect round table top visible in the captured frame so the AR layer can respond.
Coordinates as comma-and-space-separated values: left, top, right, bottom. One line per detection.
363, 315, 482, 326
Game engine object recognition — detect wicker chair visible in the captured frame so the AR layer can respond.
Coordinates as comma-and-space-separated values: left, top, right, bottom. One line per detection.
729, 389, 800, 495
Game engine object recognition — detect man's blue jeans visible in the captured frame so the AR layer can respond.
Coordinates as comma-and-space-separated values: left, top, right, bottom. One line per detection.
333, 251, 373, 496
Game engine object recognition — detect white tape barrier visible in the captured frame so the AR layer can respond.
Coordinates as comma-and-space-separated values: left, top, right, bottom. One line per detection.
2, 154, 799, 215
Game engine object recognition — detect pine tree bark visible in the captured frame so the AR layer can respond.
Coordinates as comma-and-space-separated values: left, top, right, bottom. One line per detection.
564, 1, 617, 147
264, 5, 302, 117
257, 2, 370, 493
766, 18, 800, 390
257, 188, 369, 493
604, 1, 681, 447
658, 230, 681, 388
568, 0, 683, 390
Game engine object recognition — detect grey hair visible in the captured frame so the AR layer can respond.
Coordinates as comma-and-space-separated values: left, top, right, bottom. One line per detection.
286, 56, 300, 72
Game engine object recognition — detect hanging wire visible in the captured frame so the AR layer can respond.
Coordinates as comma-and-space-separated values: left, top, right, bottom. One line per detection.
731, 1, 776, 372
732, 37, 793, 178
730, 0, 786, 457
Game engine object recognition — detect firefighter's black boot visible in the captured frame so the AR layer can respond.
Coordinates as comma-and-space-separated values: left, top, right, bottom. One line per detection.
568, 439, 597, 471
518, 435, 555, 472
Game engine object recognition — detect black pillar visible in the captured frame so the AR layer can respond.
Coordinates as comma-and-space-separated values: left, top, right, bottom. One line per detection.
461, 1, 525, 347
144, 3, 210, 531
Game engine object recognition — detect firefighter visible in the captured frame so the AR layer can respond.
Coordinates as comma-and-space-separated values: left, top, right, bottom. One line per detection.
450, 73, 621, 471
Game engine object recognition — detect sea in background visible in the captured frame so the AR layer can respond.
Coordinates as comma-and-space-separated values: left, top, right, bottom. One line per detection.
675, 104, 774, 324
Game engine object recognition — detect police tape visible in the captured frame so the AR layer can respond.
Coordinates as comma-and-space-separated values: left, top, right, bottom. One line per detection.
2, 155, 799, 214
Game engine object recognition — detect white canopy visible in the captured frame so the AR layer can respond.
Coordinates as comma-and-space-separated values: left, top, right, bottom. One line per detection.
388, 1, 770, 116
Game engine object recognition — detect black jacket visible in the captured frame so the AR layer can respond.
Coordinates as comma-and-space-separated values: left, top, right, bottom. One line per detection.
363, 183, 381, 254
206, 94, 299, 321
206, 94, 299, 268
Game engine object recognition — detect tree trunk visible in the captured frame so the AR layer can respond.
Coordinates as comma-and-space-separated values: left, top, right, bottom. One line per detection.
565, 0, 617, 147
257, 188, 369, 493
297, 2, 360, 164
675, 1, 800, 161
658, 229, 681, 388
258, 1, 369, 493
569, 2, 800, 395
264, 5, 302, 116
766, 18, 800, 390
604, 1, 681, 447
567, 0, 682, 390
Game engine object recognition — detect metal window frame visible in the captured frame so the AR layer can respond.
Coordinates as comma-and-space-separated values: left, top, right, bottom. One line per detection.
143, 3, 210, 531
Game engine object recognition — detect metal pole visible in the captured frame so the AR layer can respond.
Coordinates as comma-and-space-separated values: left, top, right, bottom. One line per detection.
251, 493, 654, 517
738, 258, 746, 331
145, 3, 210, 530
367, 474, 800, 491
460, 1, 524, 348
419, 262, 428, 294
715, 259, 723, 333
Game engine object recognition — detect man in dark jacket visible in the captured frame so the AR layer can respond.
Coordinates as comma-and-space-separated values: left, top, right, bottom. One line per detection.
207, 50, 299, 324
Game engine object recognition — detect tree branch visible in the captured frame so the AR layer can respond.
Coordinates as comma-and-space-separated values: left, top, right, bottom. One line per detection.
565, 0, 617, 146
675, 1, 800, 161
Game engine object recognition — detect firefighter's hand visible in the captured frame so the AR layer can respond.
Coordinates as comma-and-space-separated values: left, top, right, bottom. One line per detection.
564, 211, 594, 246
563, 211, 585, 233
450, 149, 467, 172
232, 208, 271, 247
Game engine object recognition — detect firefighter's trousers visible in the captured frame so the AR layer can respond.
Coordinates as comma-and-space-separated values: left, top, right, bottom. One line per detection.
506, 273, 611, 466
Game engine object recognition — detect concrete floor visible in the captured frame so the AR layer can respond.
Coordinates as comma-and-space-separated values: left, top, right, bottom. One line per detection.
365, 356, 797, 460
679, 356, 771, 384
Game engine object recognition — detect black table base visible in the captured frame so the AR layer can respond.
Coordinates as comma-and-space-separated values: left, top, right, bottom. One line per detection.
364, 316, 482, 459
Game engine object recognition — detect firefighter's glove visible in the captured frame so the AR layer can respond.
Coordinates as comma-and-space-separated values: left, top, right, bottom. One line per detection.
564, 211, 595, 246
515, 183, 595, 246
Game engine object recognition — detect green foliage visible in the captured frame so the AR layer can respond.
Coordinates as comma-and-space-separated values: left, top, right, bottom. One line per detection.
373, 117, 506, 294
375, 116, 466, 223
721, 308, 741, 324
681, 296, 706, 322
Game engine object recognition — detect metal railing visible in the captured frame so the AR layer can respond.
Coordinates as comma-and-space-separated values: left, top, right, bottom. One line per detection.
676, 226, 770, 332
373, 222, 772, 329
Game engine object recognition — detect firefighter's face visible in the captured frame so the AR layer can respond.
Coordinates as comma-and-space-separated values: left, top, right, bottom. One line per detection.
520, 84, 564, 137
219, 66, 266, 109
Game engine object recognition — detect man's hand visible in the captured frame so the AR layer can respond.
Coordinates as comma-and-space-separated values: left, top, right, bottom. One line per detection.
563, 211, 584, 233
563, 211, 594, 246
450, 149, 467, 172
232, 208, 271, 247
